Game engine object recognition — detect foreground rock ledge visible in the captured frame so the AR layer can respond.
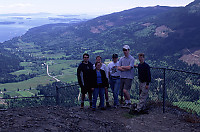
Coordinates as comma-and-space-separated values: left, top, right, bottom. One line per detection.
0, 105, 199, 132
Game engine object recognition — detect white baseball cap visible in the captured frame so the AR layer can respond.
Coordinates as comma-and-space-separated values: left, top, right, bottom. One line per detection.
123, 45, 130, 50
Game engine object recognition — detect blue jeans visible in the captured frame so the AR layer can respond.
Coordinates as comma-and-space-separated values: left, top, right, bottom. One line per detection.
92, 87, 105, 109
109, 77, 120, 106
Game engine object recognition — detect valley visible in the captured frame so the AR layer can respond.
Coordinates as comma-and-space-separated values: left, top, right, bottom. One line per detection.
0, 1, 199, 116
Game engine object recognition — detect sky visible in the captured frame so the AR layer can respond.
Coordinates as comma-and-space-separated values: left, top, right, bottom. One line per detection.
0, 0, 195, 15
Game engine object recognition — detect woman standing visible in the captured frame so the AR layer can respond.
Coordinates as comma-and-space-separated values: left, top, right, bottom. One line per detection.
91, 62, 109, 111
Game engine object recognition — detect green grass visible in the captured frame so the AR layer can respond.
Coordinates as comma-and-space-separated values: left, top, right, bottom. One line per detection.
5, 92, 21, 97
10, 69, 32, 76
1, 57, 81, 97
173, 101, 200, 115
16, 91, 34, 97
0, 75, 54, 92
192, 85, 200, 90
29, 89, 39, 95
20, 62, 34, 67
47, 60, 80, 82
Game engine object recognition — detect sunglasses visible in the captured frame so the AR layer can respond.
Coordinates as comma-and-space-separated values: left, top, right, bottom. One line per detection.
123, 49, 128, 51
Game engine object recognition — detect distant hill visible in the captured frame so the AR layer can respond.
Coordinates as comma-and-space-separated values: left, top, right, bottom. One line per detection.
2, 0, 200, 73
0, 13, 94, 42
0, 47, 23, 82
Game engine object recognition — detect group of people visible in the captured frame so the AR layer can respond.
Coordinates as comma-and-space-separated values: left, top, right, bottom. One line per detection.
77, 45, 151, 114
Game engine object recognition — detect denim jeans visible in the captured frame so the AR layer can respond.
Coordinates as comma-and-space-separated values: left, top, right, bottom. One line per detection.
92, 87, 105, 109
109, 77, 120, 106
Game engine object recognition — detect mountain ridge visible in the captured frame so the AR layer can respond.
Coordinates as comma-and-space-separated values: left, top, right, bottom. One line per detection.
1, 0, 200, 78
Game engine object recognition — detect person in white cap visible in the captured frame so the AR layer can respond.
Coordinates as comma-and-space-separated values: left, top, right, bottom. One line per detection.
117, 45, 135, 108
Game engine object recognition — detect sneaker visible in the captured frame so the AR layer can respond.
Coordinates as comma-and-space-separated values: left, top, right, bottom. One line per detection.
121, 103, 131, 109
92, 108, 96, 111
80, 102, 84, 109
106, 102, 111, 108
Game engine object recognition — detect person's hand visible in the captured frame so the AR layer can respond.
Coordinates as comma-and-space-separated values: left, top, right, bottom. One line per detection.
145, 85, 149, 89
91, 88, 94, 91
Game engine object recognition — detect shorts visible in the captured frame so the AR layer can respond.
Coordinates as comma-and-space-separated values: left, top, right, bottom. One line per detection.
120, 78, 132, 90
81, 85, 92, 94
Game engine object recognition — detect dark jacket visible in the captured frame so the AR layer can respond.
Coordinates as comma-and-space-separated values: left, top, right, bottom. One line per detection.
77, 61, 93, 88
91, 69, 109, 88
138, 62, 151, 85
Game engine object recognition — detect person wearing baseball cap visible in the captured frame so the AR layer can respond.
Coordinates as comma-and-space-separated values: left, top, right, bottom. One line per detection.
108, 54, 121, 108
117, 45, 135, 108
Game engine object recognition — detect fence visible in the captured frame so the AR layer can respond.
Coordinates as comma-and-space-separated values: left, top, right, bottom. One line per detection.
128, 67, 200, 115
0, 83, 79, 109
0, 68, 200, 116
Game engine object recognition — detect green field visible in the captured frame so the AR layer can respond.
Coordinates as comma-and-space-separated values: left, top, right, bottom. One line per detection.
0, 75, 54, 92
16, 91, 35, 97
11, 69, 33, 76
0, 59, 81, 97
1, 40, 82, 97
48, 60, 80, 82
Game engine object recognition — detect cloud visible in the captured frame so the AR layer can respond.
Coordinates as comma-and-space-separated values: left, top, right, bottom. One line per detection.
0, 3, 32, 8
9, 3, 32, 8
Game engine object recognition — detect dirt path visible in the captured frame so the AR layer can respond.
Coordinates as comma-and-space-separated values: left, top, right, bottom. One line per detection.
0, 105, 199, 132
46, 64, 60, 82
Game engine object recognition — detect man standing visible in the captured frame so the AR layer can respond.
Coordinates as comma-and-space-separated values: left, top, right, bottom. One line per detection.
77, 53, 93, 109
108, 54, 121, 108
131, 53, 151, 114
118, 45, 135, 108
93, 56, 111, 107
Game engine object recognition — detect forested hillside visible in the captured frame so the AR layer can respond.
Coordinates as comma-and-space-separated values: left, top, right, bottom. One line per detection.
0, 46, 24, 83
1, 0, 200, 85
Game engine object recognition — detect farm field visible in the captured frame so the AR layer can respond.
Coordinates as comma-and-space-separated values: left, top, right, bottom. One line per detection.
0, 59, 81, 97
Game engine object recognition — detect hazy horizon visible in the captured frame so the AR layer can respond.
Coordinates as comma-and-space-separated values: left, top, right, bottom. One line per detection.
0, 0, 195, 16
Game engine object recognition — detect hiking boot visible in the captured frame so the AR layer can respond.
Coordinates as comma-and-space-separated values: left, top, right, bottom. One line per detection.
131, 103, 137, 110
121, 103, 131, 109
80, 102, 84, 109
106, 102, 111, 108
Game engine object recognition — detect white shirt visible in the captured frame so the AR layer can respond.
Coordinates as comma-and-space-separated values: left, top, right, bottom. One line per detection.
108, 61, 121, 77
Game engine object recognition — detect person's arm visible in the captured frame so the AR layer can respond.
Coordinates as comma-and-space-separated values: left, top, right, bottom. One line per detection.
118, 57, 135, 71
120, 66, 132, 70
146, 64, 151, 89
146, 65, 151, 85
102, 70, 109, 88
77, 65, 83, 88
104, 64, 109, 78
108, 64, 111, 78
